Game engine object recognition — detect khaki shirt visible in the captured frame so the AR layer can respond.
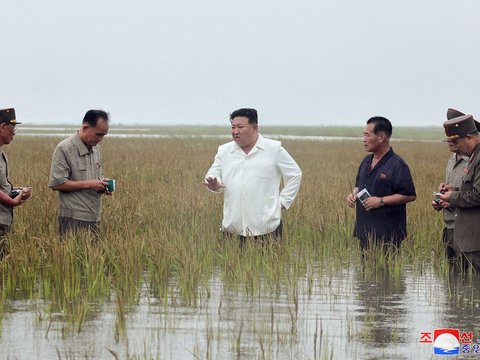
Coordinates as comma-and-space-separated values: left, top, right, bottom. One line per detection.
48, 133, 103, 222
444, 153, 469, 229
0, 150, 13, 226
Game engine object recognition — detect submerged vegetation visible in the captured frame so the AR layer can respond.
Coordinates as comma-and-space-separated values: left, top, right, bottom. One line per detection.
0, 129, 479, 358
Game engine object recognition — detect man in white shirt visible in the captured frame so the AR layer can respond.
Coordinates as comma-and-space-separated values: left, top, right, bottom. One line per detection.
204, 108, 302, 242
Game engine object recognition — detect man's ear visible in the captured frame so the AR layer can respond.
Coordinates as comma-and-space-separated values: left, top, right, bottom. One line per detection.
378, 131, 388, 142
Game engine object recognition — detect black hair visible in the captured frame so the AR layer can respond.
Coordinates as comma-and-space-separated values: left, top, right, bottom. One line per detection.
82, 109, 110, 127
230, 108, 258, 125
367, 116, 392, 138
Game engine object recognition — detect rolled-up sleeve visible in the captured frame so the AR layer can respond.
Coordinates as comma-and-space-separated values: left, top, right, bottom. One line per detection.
393, 163, 416, 196
48, 146, 70, 188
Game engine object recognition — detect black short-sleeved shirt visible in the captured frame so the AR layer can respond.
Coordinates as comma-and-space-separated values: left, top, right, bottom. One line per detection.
354, 147, 416, 245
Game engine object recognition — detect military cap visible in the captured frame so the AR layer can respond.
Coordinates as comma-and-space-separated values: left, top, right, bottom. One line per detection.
447, 108, 480, 131
0, 108, 21, 125
443, 114, 478, 140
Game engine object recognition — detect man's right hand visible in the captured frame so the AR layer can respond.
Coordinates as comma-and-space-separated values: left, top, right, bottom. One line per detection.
439, 183, 457, 193
90, 179, 109, 192
347, 193, 357, 208
431, 200, 443, 211
203, 176, 225, 191
11, 191, 27, 206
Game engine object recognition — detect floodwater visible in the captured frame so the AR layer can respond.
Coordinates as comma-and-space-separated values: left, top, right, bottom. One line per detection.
17, 129, 355, 141
1, 265, 479, 359
16, 127, 439, 143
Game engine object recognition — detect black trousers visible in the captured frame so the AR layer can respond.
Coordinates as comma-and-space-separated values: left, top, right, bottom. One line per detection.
225, 222, 283, 247
359, 235, 401, 253
463, 251, 480, 272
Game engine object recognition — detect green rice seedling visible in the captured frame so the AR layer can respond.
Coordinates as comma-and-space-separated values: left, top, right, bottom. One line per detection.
0, 127, 472, 359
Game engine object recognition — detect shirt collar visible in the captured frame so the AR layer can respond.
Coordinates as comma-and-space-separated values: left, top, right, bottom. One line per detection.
468, 142, 480, 163
473, 142, 480, 156
231, 133, 265, 153
255, 134, 266, 149
74, 131, 92, 156
369, 146, 393, 162
455, 153, 470, 162
366, 147, 393, 172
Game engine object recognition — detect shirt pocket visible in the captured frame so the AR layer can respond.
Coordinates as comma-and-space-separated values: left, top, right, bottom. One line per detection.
71, 157, 88, 181
373, 171, 392, 196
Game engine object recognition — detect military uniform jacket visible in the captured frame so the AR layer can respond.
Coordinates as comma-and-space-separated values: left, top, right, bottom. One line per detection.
443, 154, 469, 229
450, 143, 480, 252
0, 150, 13, 226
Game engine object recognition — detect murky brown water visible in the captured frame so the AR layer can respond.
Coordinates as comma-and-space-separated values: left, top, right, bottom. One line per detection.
1, 266, 479, 359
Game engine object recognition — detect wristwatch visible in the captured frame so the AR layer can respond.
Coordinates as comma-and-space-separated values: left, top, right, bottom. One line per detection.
379, 197, 385, 207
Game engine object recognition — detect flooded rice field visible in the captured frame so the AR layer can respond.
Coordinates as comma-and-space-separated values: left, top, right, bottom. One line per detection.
2, 128, 476, 359
1, 265, 478, 359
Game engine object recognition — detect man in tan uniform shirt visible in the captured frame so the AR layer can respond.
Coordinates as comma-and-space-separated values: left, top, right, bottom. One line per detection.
0, 108, 31, 257
49, 109, 110, 238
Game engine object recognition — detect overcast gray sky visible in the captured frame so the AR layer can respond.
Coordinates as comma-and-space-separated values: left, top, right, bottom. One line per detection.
2, 0, 480, 126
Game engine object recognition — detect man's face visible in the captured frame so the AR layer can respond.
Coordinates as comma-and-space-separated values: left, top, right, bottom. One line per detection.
82, 118, 109, 147
362, 123, 381, 152
450, 135, 472, 157
0, 123, 16, 145
231, 116, 257, 149
446, 138, 460, 153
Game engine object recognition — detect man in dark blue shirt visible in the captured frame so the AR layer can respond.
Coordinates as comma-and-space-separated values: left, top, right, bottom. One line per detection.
347, 117, 416, 251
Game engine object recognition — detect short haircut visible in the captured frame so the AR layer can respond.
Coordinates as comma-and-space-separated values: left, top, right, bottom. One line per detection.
367, 116, 392, 138
83, 109, 110, 127
230, 108, 258, 125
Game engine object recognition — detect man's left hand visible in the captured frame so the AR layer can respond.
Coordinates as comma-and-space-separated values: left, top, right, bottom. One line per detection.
20, 187, 31, 200
439, 191, 452, 202
362, 196, 383, 212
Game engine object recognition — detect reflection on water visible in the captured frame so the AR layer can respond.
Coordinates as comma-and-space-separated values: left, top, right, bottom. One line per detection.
2, 266, 480, 359
353, 269, 408, 358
